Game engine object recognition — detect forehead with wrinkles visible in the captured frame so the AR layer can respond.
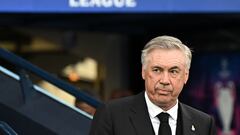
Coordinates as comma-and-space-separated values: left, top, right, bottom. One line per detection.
146, 49, 187, 70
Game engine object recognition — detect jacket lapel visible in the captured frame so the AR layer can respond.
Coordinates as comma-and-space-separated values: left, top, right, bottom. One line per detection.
128, 93, 199, 135
179, 103, 197, 135
129, 92, 155, 135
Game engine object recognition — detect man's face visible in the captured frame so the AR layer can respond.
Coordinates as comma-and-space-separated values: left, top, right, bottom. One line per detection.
142, 49, 189, 110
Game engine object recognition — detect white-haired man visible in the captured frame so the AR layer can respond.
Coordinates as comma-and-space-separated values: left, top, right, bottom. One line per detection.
90, 35, 216, 135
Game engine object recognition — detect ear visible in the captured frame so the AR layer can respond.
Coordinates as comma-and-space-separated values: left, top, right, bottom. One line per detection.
184, 71, 189, 84
142, 67, 146, 80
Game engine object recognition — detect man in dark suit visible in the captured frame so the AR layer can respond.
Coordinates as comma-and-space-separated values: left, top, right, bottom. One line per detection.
89, 36, 216, 135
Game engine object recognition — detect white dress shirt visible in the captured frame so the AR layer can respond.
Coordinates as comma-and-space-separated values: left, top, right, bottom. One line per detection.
145, 92, 178, 135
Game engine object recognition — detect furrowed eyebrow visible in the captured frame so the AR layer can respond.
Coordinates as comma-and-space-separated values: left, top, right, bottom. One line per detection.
152, 66, 163, 69
151, 66, 181, 71
169, 66, 180, 70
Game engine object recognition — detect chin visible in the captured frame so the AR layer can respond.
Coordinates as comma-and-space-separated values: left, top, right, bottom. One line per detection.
158, 96, 172, 102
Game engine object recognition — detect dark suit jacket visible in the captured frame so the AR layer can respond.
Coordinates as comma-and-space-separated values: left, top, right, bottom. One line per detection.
89, 92, 216, 135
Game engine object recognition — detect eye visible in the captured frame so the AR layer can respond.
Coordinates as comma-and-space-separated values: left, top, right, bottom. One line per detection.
152, 67, 161, 73
152, 68, 159, 72
170, 70, 178, 74
169, 69, 179, 77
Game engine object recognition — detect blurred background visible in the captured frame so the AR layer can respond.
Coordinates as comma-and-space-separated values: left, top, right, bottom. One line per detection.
0, 0, 240, 135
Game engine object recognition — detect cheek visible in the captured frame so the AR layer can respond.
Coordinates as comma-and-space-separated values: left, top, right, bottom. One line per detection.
149, 74, 160, 85
148, 72, 161, 81
146, 74, 158, 90
171, 78, 184, 94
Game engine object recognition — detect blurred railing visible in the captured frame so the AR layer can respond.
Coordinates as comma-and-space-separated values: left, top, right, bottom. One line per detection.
0, 121, 18, 135
0, 48, 102, 108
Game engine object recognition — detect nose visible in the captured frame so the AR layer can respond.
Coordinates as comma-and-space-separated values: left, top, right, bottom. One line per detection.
159, 72, 170, 86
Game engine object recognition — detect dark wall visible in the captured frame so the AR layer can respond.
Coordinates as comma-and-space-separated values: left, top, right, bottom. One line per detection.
1, 13, 240, 94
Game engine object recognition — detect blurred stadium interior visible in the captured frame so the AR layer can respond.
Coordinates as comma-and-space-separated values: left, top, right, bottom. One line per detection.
0, 1, 240, 134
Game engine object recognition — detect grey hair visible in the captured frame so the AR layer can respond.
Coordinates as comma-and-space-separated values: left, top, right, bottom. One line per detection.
141, 35, 192, 70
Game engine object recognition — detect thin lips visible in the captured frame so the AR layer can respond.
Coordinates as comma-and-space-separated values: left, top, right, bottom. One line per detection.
155, 88, 171, 92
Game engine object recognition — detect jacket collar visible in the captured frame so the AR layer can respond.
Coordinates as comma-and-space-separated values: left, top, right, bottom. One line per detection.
129, 91, 155, 135
128, 92, 197, 135
179, 103, 197, 135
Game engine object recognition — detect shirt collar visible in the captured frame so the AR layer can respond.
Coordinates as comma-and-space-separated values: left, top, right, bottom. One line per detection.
145, 91, 178, 121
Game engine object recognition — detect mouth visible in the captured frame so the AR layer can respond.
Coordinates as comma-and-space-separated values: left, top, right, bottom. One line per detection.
155, 88, 171, 95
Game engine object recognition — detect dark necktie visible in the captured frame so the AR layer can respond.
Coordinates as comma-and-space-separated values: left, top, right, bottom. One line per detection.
157, 112, 172, 135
